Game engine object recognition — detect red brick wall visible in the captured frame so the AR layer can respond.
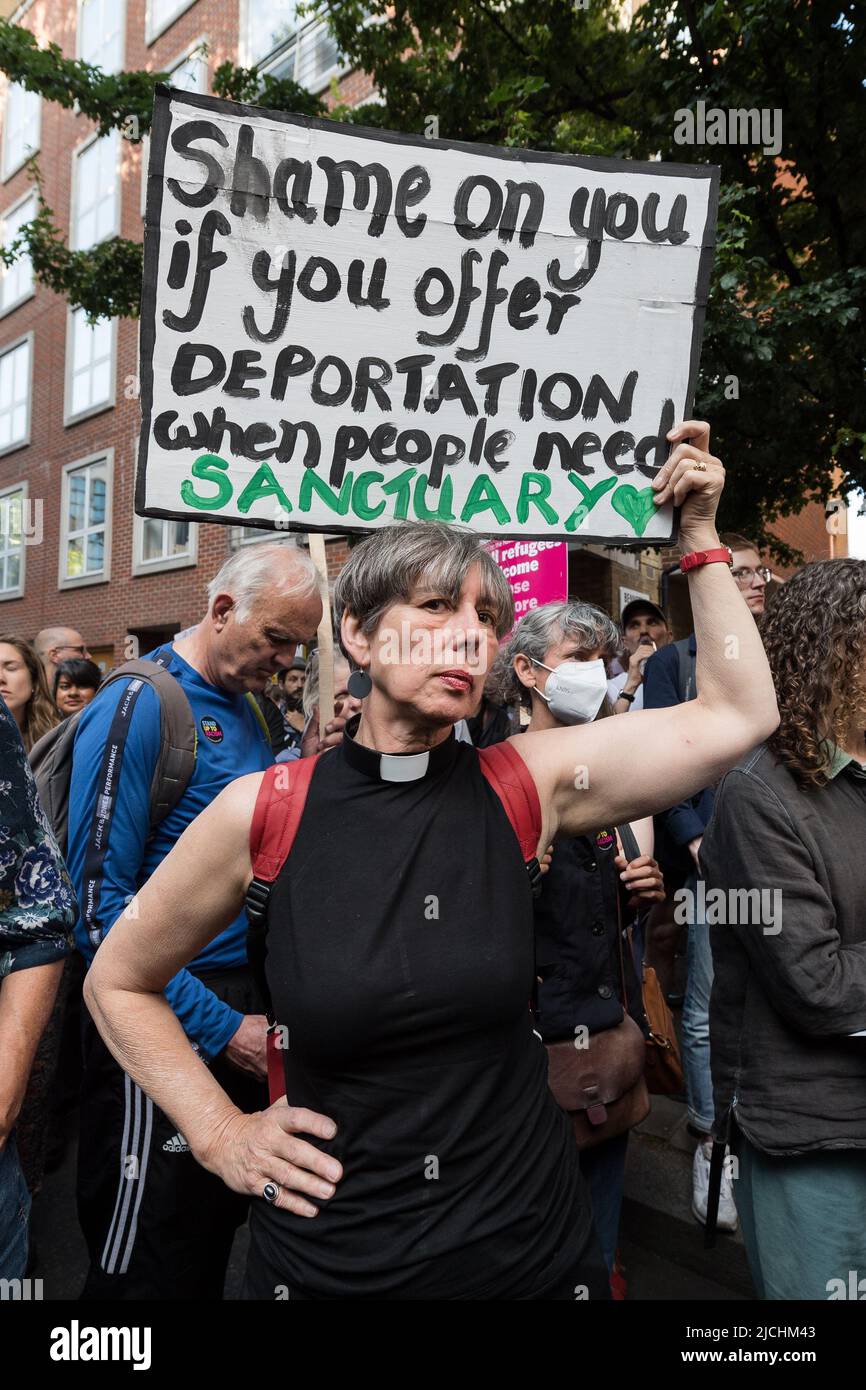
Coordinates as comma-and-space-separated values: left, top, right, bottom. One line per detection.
770, 497, 847, 580
0, 1, 366, 663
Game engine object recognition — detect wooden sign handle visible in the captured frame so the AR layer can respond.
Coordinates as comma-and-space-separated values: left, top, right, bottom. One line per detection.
307, 533, 334, 734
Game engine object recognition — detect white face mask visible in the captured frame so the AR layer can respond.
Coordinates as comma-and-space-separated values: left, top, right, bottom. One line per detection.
532, 657, 608, 725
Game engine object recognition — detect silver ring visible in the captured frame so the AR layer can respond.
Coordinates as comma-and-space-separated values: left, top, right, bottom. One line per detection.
262, 1181, 280, 1204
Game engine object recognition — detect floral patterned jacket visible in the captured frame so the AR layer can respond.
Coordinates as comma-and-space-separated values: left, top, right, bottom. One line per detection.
0, 696, 75, 979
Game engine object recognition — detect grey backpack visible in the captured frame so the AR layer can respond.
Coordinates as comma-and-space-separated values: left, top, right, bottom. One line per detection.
29, 656, 197, 856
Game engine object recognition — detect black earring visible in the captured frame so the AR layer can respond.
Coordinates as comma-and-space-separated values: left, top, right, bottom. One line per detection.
347, 668, 372, 699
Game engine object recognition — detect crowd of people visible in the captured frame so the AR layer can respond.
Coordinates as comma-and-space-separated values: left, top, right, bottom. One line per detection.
1, 419, 864, 1302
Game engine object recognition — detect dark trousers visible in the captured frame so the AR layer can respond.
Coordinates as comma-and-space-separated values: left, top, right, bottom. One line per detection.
77, 967, 267, 1301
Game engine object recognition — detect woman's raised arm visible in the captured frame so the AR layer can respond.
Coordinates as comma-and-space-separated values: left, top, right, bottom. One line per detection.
516, 422, 779, 844
84, 772, 343, 1217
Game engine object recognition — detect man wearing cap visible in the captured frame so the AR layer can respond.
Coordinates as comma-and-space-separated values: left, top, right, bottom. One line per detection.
261, 656, 308, 756
607, 599, 670, 713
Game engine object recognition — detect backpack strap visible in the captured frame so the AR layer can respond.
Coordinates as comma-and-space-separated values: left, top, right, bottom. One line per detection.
244, 690, 276, 749
478, 741, 544, 896
96, 658, 197, 831
245, 757, 320, 1025
249, 757, 321, 883
616, 821, 641, 864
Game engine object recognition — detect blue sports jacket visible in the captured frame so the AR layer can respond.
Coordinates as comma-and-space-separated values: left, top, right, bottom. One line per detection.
67, 647, 273, 1057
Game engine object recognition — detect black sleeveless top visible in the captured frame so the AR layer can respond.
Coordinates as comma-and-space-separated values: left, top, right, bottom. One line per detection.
247, 730, 592, 1299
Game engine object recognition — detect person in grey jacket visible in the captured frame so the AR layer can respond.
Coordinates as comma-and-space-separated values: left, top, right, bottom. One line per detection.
701, 557, 866, 1300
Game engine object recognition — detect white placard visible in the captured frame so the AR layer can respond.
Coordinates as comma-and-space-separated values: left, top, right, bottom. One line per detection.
137, 87, 718, 543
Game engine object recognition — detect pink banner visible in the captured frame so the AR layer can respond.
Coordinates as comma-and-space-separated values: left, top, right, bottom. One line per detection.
487, 540, 569, 634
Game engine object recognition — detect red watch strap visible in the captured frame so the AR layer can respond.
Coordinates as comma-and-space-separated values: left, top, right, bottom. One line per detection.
680, 547, 733, 573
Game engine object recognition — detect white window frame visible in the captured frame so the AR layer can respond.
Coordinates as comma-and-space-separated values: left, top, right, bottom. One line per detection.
58, 449, 113, 591
1, 80, 41, 183
240, 0, 346, 93
76, 0, 126, 75
141, 37, 208, 217
0, 187, 36, 318
0, 330, 33, 458
230, 524, 281, 548
146, 0, 199, 46
64, 308, 117, 426
133, 512, 199, 576
0, 478, 26, 600
71, 129, 120, 252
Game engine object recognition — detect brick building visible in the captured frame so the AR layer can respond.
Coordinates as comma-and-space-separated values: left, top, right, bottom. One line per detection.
0, 1, 845, 669
0, 0, 357, 669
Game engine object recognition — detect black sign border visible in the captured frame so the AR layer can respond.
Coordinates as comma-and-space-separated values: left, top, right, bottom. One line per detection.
136, 84, 720, 549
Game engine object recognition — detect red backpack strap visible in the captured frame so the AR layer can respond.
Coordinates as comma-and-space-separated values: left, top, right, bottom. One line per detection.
250, 755, 320, 883
478, 741, 542, 863
247, 757, 321, 1106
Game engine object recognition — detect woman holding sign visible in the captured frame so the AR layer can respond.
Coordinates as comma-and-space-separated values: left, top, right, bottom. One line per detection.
84, 421, 777, 1300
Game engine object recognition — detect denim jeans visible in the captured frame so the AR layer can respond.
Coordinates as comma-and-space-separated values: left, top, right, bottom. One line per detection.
681, 872, 715, 1133
579, 1131, 629, 1272
733, 1129, 866, 1300
0, 1132, 30, 1280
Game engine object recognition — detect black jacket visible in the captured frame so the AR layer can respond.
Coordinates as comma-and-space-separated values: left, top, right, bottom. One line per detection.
533, 830, 645, 1044
701, 743, 866, 1156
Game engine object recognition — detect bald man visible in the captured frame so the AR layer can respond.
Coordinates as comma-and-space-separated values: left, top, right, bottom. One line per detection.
34, 628, 91, 684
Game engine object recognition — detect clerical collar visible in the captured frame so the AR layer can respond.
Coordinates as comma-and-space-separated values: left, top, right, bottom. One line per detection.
341, 715, 459, 782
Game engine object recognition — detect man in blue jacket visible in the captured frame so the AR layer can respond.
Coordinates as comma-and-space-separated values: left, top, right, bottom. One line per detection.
68, 541, 321, 1300
643, 534, 769, 1233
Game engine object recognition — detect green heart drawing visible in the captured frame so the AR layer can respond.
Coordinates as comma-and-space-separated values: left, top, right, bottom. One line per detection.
611, 485, 658, 537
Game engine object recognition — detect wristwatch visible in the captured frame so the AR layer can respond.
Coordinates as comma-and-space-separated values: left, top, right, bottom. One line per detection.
619, 689, 636, 705
680, 546, 733, 573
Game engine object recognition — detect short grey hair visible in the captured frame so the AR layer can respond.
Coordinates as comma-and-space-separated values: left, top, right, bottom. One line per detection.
502, 600, 620, 708
207, 541, 319, 624
332, 521, 514, 660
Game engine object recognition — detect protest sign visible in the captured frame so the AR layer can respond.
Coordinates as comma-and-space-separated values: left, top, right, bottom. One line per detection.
136, 87, 718, 544
487, 540, 568, 634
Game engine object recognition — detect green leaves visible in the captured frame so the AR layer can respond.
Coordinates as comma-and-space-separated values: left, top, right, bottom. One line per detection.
0, 18, 161, 138
488, 75, 549, 107
0, 1, 862, 546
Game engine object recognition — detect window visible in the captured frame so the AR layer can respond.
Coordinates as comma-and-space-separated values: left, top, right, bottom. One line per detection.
147, 0, 199, 45
245, 0, 301, 65
0, 335, 31, 455
169, 45, 208, 93
73, 131, 120, 250
78, 0, 125, 74
244, 0, 341, 89
133, 514, 198, 575
141, 44, 207, 216
66, 310, 116, 423
231, 524, 281, 547
0, 191, 36, 314
0, 482, 25, 598
1, 82, 40, 181
60, 452, 112, 587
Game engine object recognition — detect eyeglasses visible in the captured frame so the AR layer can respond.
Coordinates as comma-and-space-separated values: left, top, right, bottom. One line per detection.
731, 566, 772, 586
55, 644, 88, 656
